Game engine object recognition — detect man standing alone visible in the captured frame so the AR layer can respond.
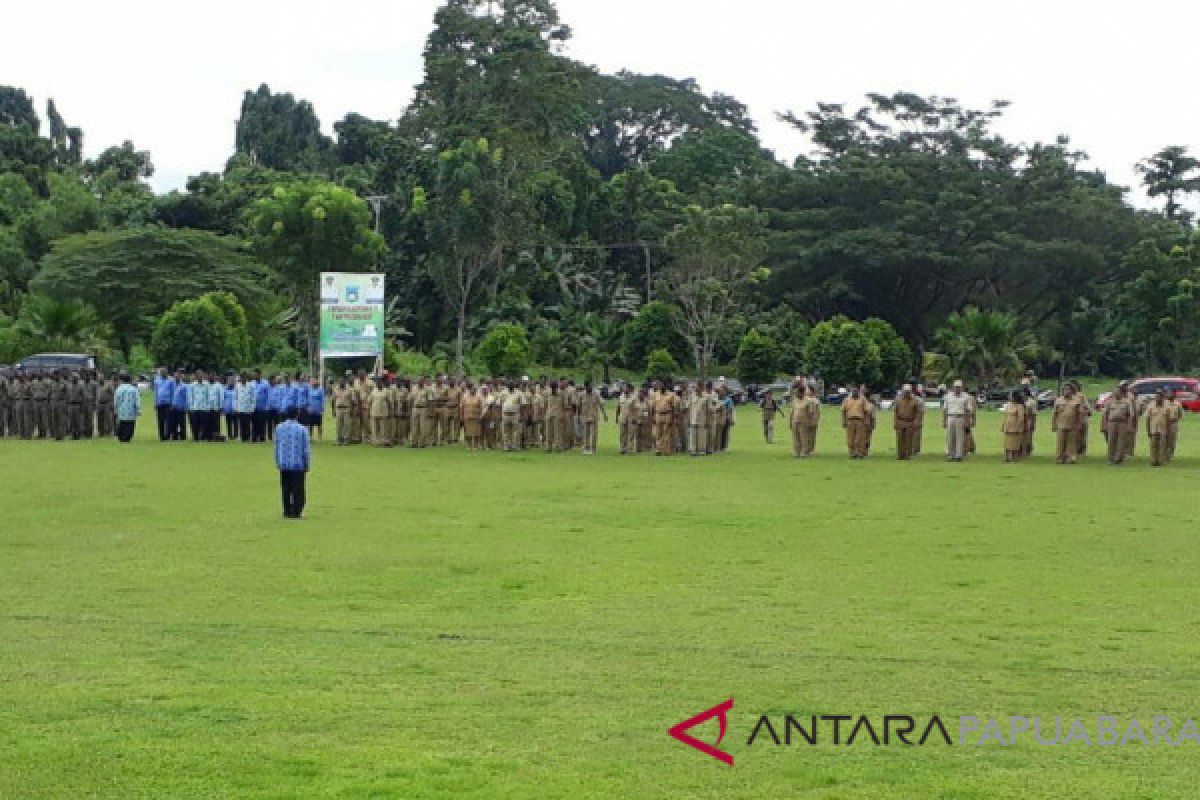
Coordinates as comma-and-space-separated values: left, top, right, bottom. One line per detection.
114, 373, 141, 443
275, 408, 310, 519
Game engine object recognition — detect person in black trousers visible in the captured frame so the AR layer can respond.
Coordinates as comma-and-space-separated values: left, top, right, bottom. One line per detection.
274, 408, 311, 519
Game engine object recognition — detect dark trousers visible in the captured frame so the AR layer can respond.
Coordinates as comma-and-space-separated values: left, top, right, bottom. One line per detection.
156, 404, 171, 440
239, 413, 253, 442
226, 412, 239, 440
116, 420, 136, 443
172, 409, 187, 440
266, 411, 279, 440
209, 411, 221, 440
252, 410, 266, 442
279, 470, 306, 518
188, 411, 203, 441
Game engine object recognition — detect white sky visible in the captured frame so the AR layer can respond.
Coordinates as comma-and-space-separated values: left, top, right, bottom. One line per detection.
3, 0, 1197, 213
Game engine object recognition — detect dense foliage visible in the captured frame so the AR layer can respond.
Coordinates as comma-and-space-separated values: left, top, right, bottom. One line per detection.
1, 2, 1198, 385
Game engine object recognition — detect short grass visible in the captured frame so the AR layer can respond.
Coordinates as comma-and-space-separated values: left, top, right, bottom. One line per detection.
1, 406, 1198, 799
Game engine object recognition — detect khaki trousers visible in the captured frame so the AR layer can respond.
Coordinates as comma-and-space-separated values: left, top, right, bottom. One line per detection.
1149, 433, 1168, 466
689, 424, 708, 455
582, 419, 598, 452
896, 426, 916, 459
1106, 427, 1128, 464
945, 416, 966, 460
620, 421, 638, 453
1056, 428, 1078, 463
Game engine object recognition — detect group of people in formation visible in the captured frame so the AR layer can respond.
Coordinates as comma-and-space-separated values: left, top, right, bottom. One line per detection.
1, 366, 1187, 466
329, 372, 738, 456
145, 369, 327, 444
0, 370, 141, 441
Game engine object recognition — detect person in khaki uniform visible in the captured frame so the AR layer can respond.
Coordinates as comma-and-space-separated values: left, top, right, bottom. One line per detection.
578, 382, 608, 454
637, 387, 654, 453
893, 384, 921, 459
1021, 388, 1038, 459
49, 373, 69, 440
562, 381, 578, 449
543, 381, 564, 452
1000, 391, 1027, 462
460, 384, 483, 450
428, 376, 446, 445
393, 379, 411, 446
759, 389, 782, 444
706, 387, 725, 455
444, 378, 462, 444
686, 382, 709, 456
1165, 389, 1183, 460
841, 387, 871, 458
787, 383, 808, 457
615, 384, 638, 454
1102, 383, 1135, 465
332, 378, 355, 445
651, 381, 677, 455
531, 383, 547, 448
65, 373, 86, 439
82, 372, 98, 438
1051, 384, 1084, 464
95, 374, 115, 438
1146, 390, 1172, 466
1123, 394, 1143, 460
369, 377, 394, 446
483, 384, 502, 449
14, 373, 32, 438
1074, 382, 1092, 457
409, 378, 430, 448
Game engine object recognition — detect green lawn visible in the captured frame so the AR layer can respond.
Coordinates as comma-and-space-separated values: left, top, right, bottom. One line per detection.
2, 407, 1198, 798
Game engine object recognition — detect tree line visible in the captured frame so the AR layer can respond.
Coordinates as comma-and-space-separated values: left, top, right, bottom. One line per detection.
1, 0, 1198, 388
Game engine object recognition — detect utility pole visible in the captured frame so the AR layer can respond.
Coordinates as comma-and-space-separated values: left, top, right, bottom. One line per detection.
365, 195, 387, 234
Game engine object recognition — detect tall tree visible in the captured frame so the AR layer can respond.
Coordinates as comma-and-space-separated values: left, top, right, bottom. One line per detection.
661, 204, 768, 378
234, 84, 333, 172
1137, 146, 1200, 224
249, 180, 386, 369
416, 137, 528, 375
32, 227, 268, 358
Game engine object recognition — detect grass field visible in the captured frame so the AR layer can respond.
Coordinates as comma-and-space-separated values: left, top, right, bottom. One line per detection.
2, 406, 1199, 798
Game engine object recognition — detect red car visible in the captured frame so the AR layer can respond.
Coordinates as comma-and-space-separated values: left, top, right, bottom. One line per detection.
1096, 377, 1200, 411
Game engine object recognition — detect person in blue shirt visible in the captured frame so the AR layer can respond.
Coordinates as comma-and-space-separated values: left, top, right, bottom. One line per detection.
274, 407, 311, 519
188, 371, 207, 442
207, 376, 223, 442
235, 373, 256, 443
152, 367, 175, 441
114, 373, 142, 443
291, 373, 311, 426
268, 376, 288, 440
306, 376, 326, 440
171, 370, 190, 440
223, 375, 237, 440
252, 369, 270, 442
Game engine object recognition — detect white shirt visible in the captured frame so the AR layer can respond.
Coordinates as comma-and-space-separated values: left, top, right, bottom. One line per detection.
943, 392, 970, 416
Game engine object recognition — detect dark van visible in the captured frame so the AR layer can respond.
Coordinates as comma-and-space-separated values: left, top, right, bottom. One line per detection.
16, 353, 97, 376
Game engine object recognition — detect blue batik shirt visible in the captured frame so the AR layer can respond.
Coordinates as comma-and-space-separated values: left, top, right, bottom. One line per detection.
274, 420, 310, 471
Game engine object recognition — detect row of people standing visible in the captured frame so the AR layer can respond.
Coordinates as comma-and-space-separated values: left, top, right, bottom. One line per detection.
0, 370, 120, 439
328, 373, 737, 455
151, 369, 326, 443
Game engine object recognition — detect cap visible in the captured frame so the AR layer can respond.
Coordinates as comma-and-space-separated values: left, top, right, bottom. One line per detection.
953, 379, 964, 388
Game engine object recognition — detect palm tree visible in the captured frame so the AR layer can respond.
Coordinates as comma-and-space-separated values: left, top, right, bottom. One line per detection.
15, 294, 111, 356
933, 307, 1037, 388
580, 313, 623, 384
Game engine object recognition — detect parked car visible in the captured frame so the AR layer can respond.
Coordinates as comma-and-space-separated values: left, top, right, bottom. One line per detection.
1096, 377, 1200, 412
982, 385, 1055, 410
15, 353, 97, 376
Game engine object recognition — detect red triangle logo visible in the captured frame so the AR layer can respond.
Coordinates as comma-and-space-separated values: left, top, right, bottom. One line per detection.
668, 698, 734, 766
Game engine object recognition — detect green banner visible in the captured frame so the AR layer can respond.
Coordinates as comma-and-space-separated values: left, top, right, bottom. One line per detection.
319, 272, 385, 358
